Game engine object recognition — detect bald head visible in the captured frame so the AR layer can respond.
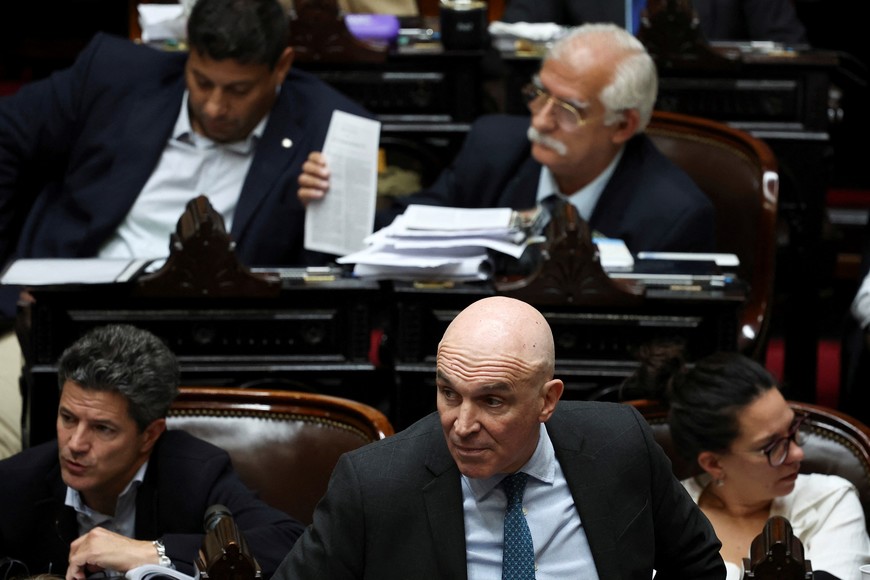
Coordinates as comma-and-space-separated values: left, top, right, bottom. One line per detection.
436, 297, 563, 478
439, 296, 555, 385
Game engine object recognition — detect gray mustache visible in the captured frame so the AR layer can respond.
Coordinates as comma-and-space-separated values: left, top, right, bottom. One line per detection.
527, 127, 568, 156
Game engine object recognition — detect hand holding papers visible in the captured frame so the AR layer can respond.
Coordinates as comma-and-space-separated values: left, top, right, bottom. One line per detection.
338, 205, 540, 281
304, 110, 381, 257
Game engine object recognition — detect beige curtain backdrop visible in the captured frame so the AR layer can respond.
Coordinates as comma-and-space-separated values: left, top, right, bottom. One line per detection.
0, 331, 23, 459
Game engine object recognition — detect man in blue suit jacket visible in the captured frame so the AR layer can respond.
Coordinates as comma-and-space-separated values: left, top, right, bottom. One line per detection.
299, 24, 715, 254
0, 0, 369, 321
276, 296, 725, 578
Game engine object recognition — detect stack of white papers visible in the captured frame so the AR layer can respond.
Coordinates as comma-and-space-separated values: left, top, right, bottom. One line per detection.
337, 205, 538, 281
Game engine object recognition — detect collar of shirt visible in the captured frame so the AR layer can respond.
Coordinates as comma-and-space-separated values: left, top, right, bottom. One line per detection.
65, 460, 149, 536
172, 91, 268, 155
535, 146, 625, 222
462, 423, 556, 501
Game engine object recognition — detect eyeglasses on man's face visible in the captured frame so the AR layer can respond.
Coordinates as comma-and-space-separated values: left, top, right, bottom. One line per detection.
521, 76, 590, 131
760, 412, 808, 467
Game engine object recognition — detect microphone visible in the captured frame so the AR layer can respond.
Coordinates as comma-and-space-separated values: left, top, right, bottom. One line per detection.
196, 504, 261, 579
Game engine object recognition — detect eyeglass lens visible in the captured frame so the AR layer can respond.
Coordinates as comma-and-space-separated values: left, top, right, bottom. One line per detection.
767, 415, 806, 466
522, 81, 583, 130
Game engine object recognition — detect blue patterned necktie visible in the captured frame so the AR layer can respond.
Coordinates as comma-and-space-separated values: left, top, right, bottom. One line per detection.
501, 472, 535, 579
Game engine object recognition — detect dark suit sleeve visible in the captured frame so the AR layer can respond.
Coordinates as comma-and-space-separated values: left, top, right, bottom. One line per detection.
650, 195, 716, 253
0, 33, 98, 265
273, 453, 365, 580
631, 407, 725, 578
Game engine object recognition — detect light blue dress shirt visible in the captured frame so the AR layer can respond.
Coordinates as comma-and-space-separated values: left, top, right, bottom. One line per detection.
65, 461, 150, 576
535, 147, 624, 223
462, 424, 600, 579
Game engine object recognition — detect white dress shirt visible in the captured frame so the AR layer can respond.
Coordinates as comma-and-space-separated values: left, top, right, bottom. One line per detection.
99, 92, 266, 260
683, 472, 870, 580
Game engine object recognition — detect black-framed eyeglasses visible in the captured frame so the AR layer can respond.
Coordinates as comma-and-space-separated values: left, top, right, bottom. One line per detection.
520, 76, 590, 131
760, 412, 807, 467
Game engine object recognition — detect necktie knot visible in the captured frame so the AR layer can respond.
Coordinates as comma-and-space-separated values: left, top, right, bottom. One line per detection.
502, 472, 529, 507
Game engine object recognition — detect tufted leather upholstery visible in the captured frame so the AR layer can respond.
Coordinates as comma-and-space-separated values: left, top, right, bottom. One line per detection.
646, 111, 779, 357
167, 387, 394, 525
627, 398, 870, 533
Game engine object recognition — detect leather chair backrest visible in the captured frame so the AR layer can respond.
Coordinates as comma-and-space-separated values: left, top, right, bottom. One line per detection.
167, 387, 394, 525
627, 399, 870, 533
646, 111, 779, 356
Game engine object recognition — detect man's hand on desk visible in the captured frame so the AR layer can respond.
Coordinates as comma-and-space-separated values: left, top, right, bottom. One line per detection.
66, 527, 162, 580
297, 151, 331, 206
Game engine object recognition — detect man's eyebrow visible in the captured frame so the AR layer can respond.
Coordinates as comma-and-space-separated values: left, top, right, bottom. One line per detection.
479, 383, 511, 393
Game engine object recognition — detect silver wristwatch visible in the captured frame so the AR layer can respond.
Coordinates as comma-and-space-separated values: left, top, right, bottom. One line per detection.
153, 539, 172, 567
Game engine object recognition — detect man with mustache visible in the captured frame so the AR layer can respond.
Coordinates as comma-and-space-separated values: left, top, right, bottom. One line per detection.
0, 324, 304, 579
299, 23, 715, 254
275, 296, 725, 578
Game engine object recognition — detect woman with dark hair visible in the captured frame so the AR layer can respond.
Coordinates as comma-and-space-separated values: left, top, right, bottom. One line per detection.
627, 346, 870, 580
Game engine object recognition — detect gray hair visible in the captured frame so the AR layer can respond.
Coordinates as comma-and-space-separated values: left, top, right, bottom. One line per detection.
546, 23, 658, 131
57, 325, 180, 431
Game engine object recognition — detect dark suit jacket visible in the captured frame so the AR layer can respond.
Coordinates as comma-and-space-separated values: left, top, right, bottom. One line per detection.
501, 0, 807, 44
0, 33, 370, 318
278, 401, 724, 579
384, 114, 715, 254
0, 430, 304, 578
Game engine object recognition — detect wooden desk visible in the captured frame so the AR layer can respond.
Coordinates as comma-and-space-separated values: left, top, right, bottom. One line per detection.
20, 276, 390, 448
19, 271, 744, 442
14, 199, 746, 443
390, 278, 745, 428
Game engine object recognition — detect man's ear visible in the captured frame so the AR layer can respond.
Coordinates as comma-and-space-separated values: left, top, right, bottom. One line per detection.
539, 379, 564, 421
140, 418, 166, 454
273, 47, 294, 84
611, 108, 641, 145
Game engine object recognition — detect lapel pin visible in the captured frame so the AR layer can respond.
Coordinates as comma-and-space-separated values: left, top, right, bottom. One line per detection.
281, 138, 293, 149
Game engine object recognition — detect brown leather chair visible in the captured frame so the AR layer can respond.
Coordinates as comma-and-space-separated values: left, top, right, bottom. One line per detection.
646, 110, 779, 357
626, 398, 870, 533
167, 387, 394, 525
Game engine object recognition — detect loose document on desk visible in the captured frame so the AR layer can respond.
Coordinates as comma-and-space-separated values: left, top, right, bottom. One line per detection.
0, 258, 151, 285
304, 110, 381, 256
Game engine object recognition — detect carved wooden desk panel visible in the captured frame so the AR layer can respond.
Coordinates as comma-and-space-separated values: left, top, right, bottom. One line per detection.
20, 278, 388, 447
